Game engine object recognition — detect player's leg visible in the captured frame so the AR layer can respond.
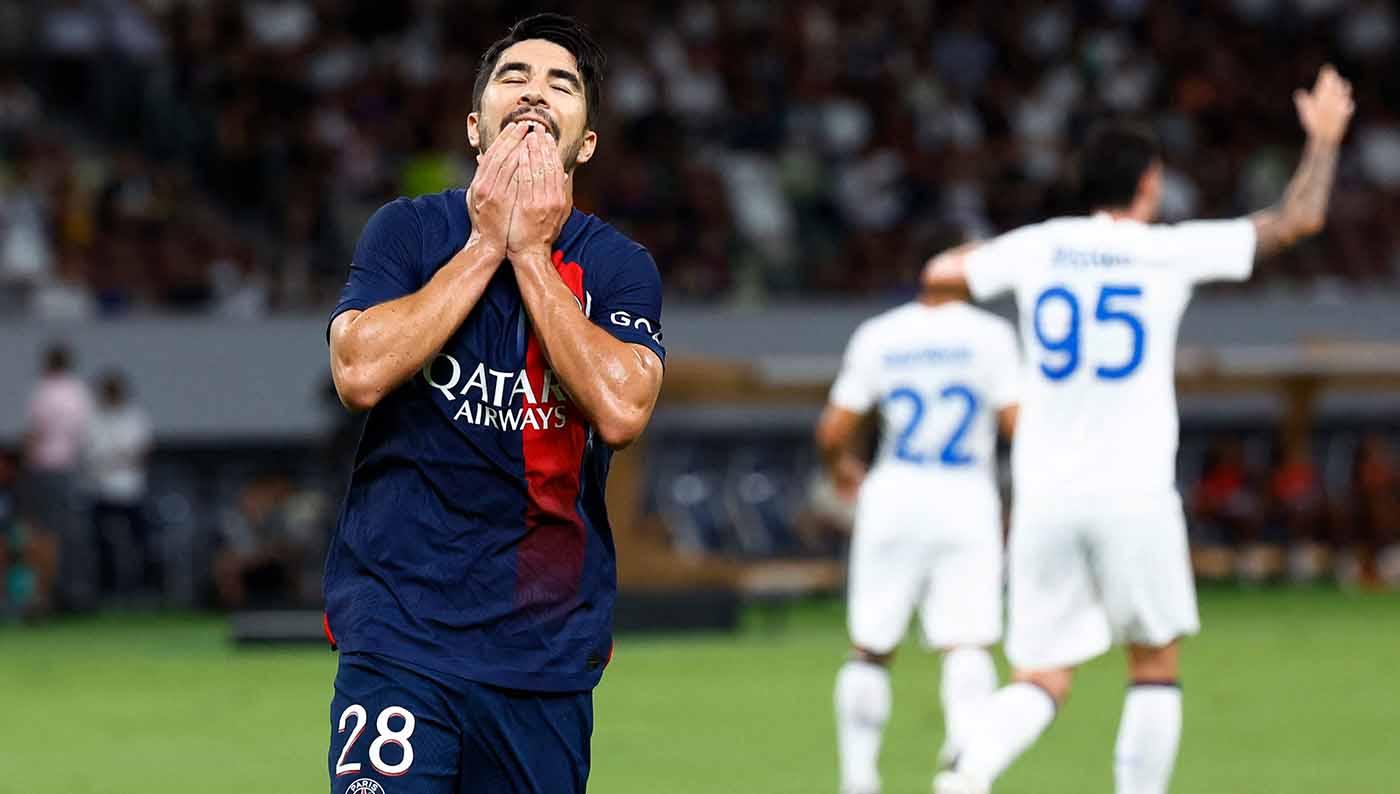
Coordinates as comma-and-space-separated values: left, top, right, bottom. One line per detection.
935, 645, 998, 768
836, 646, 897, 794
23, 526, 59, 614
836, 489, 925, 794
937, 504, 1107, 794
921, 502, 1002, 768
1093, 491, 1198, 794
327, 653, 462, 794
457, 682, 592, 794
1115, 642, 1182, 794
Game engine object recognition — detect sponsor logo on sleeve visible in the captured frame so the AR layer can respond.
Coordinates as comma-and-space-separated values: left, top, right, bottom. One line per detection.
608, 310, 663, 344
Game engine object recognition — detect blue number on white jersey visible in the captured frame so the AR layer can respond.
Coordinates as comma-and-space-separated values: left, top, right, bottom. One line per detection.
1032, 284, 1145, 381
886, 382, 981, 467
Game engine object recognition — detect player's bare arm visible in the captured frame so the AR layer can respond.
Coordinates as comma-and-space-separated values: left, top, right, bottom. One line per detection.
510, 128, 663, 449
815, 404, 867, 502
1249, 65, 1354, 259
329, 122, 530, 412
919, 240, 981, 293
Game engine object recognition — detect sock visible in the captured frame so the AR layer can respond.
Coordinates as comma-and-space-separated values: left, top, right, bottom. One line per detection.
954, 682, 1057, 787
939, 647, 998, 764
835, 660, 891, 793
1114, 683, 1183, 794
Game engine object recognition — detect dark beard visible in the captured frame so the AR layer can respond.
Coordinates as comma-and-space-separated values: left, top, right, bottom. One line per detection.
479, 122, 584, 172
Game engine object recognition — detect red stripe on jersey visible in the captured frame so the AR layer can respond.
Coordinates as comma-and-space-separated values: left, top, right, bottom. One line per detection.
516, 250, 589, 611
323, 611, 337, 649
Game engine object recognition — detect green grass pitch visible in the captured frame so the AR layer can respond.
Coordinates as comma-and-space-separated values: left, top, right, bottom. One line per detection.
2, 587, 1396, 793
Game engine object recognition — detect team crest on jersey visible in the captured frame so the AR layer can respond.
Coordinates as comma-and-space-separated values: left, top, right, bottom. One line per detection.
346, 779, 385, 794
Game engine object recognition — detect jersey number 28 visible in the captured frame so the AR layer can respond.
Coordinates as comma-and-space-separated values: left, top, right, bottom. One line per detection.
1033, 284, 1145, 381
335, 704, 416, 777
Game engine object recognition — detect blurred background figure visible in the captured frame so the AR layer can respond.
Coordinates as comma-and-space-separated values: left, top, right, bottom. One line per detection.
85, 370, 154, 600
22, 343, 93, 610
0, 448, 58, 619
1337, 433, 1399, 587
1188, 438, 1262, 580
1265, 435, 1329, 582
212, 472, 326, 610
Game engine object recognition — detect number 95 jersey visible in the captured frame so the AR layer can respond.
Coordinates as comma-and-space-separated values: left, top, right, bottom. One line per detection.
965, 214, 1256, 504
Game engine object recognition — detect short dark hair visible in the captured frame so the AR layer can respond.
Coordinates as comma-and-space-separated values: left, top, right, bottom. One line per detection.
472, 13, 605, 132
1078, 122, 1161, 210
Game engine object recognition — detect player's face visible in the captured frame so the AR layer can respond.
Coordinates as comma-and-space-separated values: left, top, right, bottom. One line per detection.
468, 39, 598, 172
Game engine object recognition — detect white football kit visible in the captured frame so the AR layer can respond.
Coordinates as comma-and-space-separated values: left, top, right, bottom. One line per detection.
965, 213, 1257, 669
830, 301, 1021, 653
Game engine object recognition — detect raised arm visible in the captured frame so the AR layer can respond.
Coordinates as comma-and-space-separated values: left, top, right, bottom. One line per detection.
1250, 65, 1355, 259
330, 122, 529, 412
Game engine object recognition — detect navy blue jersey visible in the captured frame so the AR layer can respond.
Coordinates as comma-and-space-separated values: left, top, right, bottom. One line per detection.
324, 189, 664, 693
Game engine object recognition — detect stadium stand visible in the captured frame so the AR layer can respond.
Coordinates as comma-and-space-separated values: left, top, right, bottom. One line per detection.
2, 0, 1399, 316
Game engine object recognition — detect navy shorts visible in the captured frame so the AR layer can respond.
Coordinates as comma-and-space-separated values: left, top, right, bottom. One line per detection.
327, 652, 593, 794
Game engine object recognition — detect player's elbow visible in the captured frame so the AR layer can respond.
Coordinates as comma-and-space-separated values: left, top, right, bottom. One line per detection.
331, 363, 383, 413
596, 409, 649, 450
328, 313, 384, 412
1283, 207, 1326, 241
1297, 211, 1326, 238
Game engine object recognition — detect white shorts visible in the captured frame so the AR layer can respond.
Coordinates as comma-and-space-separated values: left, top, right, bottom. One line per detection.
846, 472, 1004, 654
1005, 489, 1200, 671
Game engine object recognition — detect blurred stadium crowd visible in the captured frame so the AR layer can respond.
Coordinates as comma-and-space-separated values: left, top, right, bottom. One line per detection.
2, 0, 1400, 316
3, 344, 341, 618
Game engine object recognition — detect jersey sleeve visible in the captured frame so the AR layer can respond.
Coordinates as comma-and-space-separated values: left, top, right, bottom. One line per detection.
329, 199, 423, 333
1153, 219, 1257, 285
828, 324, 879, 414
986, 320, 1021, 410
965, 226, 1039, 301
595, 248, 666, 364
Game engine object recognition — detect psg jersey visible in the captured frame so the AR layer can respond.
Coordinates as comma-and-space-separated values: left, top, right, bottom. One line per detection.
324, 189, 665, 692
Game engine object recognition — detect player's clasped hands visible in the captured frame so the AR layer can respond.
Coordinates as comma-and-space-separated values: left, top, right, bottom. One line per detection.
508, 125, 571, 260
467, 121, 530, 253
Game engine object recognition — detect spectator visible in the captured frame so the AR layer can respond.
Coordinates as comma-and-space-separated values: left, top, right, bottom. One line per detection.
213, 473, 326, 609
1336, 434, 1400, 587
85, 371, 155, 597
22, 343, 94, 609
1265, 436, 1329, 582
0, 449, 58, 619
1189, 438, 1262, 580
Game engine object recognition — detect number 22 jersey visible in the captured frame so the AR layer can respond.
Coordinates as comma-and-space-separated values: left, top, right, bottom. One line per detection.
965, 213, 1256, 503
829, 300, 1020, 499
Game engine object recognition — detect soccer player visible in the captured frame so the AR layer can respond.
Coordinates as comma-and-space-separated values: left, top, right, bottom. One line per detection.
931, 66, 1354, 794
818, 269, 1020, 794
323, 14, 664, 794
